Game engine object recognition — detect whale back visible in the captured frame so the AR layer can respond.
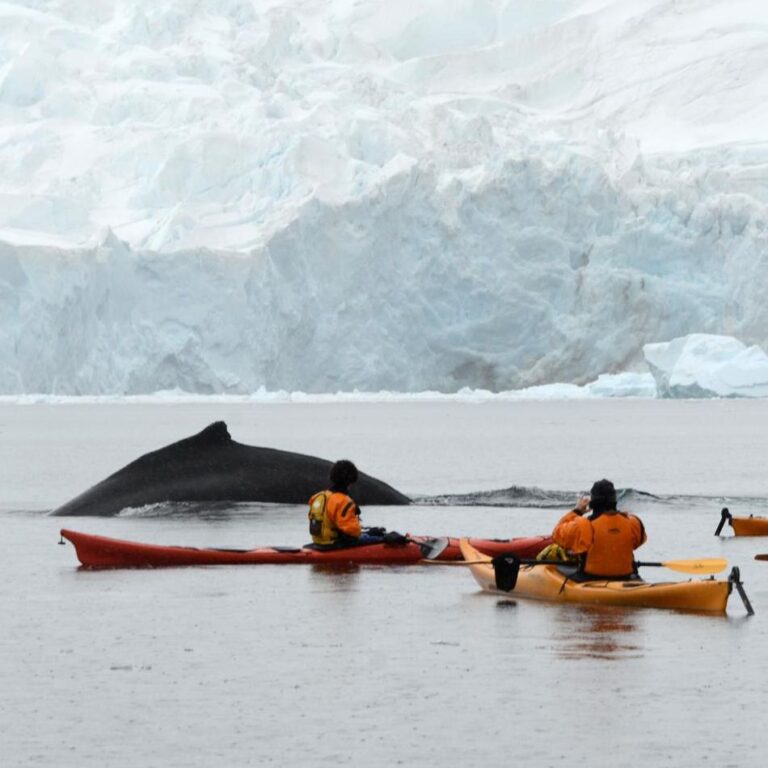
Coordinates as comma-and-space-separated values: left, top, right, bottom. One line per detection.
51, 421, 410, 516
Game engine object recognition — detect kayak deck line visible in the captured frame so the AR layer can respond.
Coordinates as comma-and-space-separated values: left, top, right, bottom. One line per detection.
59, 529, 551, 569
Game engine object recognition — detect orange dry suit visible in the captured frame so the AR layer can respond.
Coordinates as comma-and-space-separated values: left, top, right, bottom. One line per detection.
552, 509, 646, 578
308, 490, 362, 547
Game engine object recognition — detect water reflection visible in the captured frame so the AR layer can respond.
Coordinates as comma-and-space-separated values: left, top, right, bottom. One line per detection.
309, 562, 362, 586
553, 605, 643, 660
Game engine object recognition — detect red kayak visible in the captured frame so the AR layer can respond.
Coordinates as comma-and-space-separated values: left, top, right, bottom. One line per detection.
59, 529, 551, 569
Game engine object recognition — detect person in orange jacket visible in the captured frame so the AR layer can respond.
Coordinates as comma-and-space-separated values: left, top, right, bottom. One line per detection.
308, 460, 398, 548
551, 479, 646, 578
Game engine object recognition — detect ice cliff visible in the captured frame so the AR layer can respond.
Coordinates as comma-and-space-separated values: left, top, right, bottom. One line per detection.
1, 0, 767, 394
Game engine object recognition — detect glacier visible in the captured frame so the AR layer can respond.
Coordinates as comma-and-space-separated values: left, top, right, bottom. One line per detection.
1, 0, 767, 395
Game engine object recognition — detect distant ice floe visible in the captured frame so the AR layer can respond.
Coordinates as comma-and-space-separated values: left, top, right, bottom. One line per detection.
0, 384, 640, 404
644, 334, 768, 399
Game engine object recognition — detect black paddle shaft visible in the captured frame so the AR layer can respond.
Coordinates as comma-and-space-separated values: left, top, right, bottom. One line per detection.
714, 507, 732, 536
728, 567, 755, 615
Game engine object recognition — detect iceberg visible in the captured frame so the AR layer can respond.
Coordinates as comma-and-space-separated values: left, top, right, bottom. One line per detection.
644, 335, 768, 398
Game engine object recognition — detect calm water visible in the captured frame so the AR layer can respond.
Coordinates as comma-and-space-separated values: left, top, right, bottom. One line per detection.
2, 401, 768, 767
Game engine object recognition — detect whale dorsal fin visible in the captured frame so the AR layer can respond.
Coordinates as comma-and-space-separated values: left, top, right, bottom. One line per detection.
193, 421, 232, 445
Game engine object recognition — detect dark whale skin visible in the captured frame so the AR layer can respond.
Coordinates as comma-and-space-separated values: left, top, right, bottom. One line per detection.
51, 421, 410, 516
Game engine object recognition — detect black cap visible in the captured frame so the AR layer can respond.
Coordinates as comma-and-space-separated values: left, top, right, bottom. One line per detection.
330, 459, 358, 488
590, 479, 617, 508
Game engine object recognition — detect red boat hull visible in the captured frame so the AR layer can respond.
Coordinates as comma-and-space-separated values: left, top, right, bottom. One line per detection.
60, 529, 551, 569
408, 534, 550, 562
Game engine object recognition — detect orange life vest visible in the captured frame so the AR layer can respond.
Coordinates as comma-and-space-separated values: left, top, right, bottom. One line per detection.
308, 490, 361, 546
552, 510, 646, 577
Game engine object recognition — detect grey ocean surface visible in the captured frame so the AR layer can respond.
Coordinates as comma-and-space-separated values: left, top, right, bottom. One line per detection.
2, 400, 768, 767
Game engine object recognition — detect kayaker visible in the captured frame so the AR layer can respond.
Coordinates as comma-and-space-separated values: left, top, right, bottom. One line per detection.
308, 460, 398, 549
551, 479, 646, 578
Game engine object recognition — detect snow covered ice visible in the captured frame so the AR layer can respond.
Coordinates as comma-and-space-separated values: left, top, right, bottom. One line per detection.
1, 0, 767, 395
644, 334, 768, 399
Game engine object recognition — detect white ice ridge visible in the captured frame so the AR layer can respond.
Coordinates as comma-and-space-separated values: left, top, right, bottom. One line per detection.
0, 372, 657, 404
1, 1, 767, 394
644, 335, 768, 399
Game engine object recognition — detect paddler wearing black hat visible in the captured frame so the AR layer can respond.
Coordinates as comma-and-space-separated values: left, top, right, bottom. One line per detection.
550, 479, 647, 579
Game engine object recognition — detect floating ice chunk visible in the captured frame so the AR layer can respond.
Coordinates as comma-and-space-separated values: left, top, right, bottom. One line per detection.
506, 372, 656, 399
584, 372, 657, 398
643, 335, 768, 398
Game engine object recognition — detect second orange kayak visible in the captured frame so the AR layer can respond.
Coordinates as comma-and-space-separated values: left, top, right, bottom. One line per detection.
715, 507, 768, 536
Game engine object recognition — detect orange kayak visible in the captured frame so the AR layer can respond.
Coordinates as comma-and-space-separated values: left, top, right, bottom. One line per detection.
60, 529, 551, 569
715, 507, 768, 536
731, 518, 768, 536
459, 540, 747, 614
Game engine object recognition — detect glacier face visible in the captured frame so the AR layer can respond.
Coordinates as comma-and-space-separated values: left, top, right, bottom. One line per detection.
0, 0, 767, 394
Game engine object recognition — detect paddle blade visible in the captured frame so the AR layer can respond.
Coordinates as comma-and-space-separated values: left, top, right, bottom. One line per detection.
662, 558, 728, 575
492, 555, 520, 591
418, 537, 450, 560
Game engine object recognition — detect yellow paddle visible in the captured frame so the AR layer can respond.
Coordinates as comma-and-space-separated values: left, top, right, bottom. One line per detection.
639, 558, 728, 575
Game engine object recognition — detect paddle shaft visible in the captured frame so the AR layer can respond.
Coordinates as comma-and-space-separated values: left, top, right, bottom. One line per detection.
426, 559, 676, 567
426, 556, 727, 575
503, 557, 727, 574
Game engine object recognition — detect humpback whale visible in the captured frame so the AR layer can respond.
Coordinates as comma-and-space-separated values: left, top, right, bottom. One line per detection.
51, 421, 410, 516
